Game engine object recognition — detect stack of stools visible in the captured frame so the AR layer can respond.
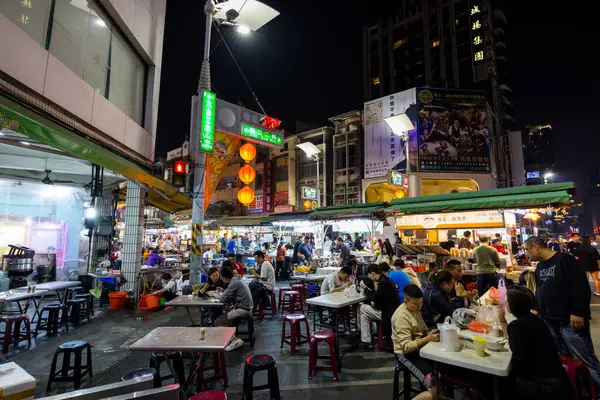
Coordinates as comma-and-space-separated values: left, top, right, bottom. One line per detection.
279, 291, 302, 316
66, 298, 90, 326
194, 352, 228, 390
290, 284, 306, 312
190, 390, 227, 400
0, 315, 31, 354
35, 303, 68, 336
47, 340, 93, 390
121, 368, 159, 387
149, 352, 186, 387
254, 292, 277, 320
74, 293, 94, 316
307, 330, 339, 381
281, 314, 310, 354
233, 316, 255, 347
242, 355, 281, 400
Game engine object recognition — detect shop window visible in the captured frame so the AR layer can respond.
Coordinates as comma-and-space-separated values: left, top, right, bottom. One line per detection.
432, 39, 440, 47
372, 77, 380, 85
421, 179, 479, 196
394, 38, 407, 49
0, 0, 52, 47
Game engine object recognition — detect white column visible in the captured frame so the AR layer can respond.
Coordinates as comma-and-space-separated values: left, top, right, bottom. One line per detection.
121, 181, 145, 292
408, 175, 422, 197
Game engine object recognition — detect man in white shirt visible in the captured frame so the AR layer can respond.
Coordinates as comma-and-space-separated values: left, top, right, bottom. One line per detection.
321, 267, 352, 295
250, 251, 276, 308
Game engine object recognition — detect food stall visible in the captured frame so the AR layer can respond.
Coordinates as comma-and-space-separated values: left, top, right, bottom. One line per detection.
214, 216, 272, 269
385, 182, 576, 282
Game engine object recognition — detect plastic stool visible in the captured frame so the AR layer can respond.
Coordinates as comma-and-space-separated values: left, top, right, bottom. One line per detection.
234, 316, 255, 347
308, 330, 338, 381
35, 304, 68, 336
278, 287, 292, 309
242, 355, 281, 400
47, 340, 92, 390
67, 298, 90, 326
561, 354, 596, 400
68, 286, 85, 300
281, 314, 310, 354
149, 352, 186, 387
393, 357, 426, 400
195, 352, 228, 390
254, 292, 277, 320
0, 315, 31, 354
290, 284, 305, 311
121, 368, 159, 387
74, 293, 94, 316
280, 291, 301, 316
376, 322, 393, 352
190, 390, 227, 400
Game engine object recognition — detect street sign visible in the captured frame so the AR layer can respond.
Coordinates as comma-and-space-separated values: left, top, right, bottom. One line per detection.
199, 90, 216, 152
387, 170, 409, 188
301, 186, 318, 200
241, 123, 283, 147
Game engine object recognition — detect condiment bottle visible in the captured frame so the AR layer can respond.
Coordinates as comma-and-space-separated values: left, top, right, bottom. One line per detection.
200, 327, 206, 340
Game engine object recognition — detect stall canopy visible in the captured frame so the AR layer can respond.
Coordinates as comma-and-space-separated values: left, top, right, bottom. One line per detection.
309, 202, 387, 221
263, 211, 311, 223
0, 98, 191, 213
385, 182, 575, 214
215, 216, 267, 227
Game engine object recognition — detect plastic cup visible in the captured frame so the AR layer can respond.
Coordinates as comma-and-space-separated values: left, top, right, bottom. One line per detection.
473, 336, 487, 357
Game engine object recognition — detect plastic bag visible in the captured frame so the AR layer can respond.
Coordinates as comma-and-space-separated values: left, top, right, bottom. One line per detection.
452, 308, 477, 330
467, 320, 490, 334
437, 316, 460, 351
344, 284, 360, 298
477, 305, 499, 326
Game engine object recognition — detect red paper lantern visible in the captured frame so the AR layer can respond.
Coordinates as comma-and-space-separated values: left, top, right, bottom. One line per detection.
238, 164, 256, 184
239, 142, 257, 162
237, 185, 255, 206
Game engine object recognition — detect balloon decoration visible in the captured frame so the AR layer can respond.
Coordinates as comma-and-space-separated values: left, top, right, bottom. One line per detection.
238, 164, 256, 185
237, 186, 255, 206
238, 142, 256, 206
239, 142, 257, 162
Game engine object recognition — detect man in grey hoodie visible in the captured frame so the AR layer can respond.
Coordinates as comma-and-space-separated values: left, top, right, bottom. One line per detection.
215, 266, 253, 351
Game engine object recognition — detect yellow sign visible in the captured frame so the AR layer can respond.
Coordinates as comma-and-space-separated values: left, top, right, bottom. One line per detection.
471, 5, 480, 15
472, 20, 481, 30
473, 36, 483, 45
204, 131, 241, 210
21, 0, 32, 8
474, 51, 484, 61
396, 210, 504, 230
417, 89, 434, 104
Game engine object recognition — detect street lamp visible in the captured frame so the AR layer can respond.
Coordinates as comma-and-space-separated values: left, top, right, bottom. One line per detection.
296, 142, 322, 207
189, 0, 280, 284
384, 113, 414, 175
543, 172, 554, 185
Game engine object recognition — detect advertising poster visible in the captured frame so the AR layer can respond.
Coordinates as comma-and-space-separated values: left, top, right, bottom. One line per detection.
274, 191, 288, 207
204, 131, 241, 210
363, 89, 417, 178
416, 88, 491, 173
248, 194, 263, 215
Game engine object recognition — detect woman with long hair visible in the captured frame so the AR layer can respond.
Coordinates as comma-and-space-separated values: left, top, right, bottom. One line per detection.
574, 236, 600, 296
421, 270, 456, 328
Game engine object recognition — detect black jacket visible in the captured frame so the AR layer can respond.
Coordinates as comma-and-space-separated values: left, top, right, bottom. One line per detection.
422, 284, 455, 328
364, 274, 400, 337
535, 252, 591, 321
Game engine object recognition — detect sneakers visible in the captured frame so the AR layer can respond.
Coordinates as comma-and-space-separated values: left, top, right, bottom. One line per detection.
594, 292, 600, 296
225, 337, 244, 351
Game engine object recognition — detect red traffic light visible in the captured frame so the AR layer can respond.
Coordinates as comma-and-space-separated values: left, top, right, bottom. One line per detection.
260, 115, 281, 130
174, 161, 186, 175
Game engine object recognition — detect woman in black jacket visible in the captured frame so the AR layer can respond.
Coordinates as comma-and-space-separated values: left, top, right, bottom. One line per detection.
500, 285, 574, 400
422, 270, 456, 328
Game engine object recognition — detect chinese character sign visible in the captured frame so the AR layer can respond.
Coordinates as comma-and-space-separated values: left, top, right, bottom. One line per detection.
469, 1, 485, 63
240, 124, 283, 147
416, 88, 491, 173
200, 90, 216, 152
396, 210, 504, 229
263, 160, 274, 213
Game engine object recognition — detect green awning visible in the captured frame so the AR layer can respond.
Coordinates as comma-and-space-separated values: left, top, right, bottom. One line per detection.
216, 216, 267, 227
386, 187, 573, 214
309, 202, 387, 220
0, 99, 192, 213
263, 211, 311, 223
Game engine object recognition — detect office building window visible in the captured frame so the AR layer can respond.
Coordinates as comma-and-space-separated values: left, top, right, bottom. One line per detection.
394, 38, 407, 49
372, 77, 380, 85
0, 0, 52, 47
432, 39, 440, 47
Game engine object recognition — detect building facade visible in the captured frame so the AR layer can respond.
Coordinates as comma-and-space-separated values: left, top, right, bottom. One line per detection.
0, 0, 170, 288
521, 124, 555, 185
330, 111, 363, 206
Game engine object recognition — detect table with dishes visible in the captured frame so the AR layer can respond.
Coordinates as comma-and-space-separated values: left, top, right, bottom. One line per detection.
165, 294, 224, 326
17, 281, 81, 305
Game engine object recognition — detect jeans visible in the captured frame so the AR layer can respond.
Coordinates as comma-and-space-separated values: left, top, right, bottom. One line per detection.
476, 272, 498, 295
545, 319, 600, 398
359, 304, 381, 343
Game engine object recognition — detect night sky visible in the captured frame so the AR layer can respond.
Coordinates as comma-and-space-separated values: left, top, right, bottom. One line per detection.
157, 1, 599, 217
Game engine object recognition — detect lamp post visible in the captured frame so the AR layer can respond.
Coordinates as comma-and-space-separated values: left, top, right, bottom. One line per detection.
296, 142, 322, 206
543, 172, 554, 185
189, 0, 279, 284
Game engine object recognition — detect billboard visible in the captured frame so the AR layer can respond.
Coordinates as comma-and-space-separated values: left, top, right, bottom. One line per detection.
416, 88, 491, 173
363, 89, 416, 178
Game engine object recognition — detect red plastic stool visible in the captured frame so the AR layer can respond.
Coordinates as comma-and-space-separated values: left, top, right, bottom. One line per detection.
376, 322, 393, 352
255, 292, 277, 320
291, 284, 305, 312
561, 354, 596, 400
280, 291, 301, 316
193, 352, 228, 391
281, 314, 310, 354
308, 330, 339, 381
190, 390, 227, 400
0, 315, 31, 354
278, 288, 292, 310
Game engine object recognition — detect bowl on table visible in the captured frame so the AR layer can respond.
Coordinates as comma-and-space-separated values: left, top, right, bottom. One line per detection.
486, 340, 507, 352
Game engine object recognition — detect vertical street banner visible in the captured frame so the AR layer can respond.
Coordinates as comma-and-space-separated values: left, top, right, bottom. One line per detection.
263, 159, 274, 213
416, 88, 491, 173
363, 89, 416, 178
204, 131, 241, 210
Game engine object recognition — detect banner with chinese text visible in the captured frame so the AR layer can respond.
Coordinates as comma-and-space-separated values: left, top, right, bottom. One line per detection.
204, 131, 241, 210
263, 160, 274, 213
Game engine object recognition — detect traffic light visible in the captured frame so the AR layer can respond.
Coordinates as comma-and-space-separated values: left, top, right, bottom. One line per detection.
172, 161, 187, 187
260, 115, 281, 130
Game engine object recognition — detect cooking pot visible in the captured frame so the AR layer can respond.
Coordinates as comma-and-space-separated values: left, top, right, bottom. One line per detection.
2, 257, 34, 272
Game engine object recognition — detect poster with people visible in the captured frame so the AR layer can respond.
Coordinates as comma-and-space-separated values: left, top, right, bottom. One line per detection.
416, 88, 491, 173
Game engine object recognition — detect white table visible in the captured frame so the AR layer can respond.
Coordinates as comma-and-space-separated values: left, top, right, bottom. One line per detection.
316, 267, 340, 275
420, 335, 511, 399
130, 327, 236, 396
290, 274, 327, 283
306, 292, 366, 370
0, 290, 49, 324
0, 362, 36, 399
18, 281, 81, 306
165, 295, 224, 326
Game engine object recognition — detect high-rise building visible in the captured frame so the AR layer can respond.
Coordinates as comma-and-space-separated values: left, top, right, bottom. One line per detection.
363, 0, 514, 186
330, 111, 363, 206
521, 124, 555, 185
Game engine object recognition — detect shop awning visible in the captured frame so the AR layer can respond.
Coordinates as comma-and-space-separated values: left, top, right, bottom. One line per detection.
216, 216, 267, 227
263, 211, 311, 223
0, 100, 192, 213
309, 202, 387, 221
385, 182, 574, 214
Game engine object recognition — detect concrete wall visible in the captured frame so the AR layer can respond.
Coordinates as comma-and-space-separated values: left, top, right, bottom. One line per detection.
0, 0, 165, 161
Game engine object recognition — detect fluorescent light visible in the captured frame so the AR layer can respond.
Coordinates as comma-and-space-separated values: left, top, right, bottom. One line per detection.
25, 218, 32, 225
41, 186, 73, 198
236, 25, 251, 34
296, 142, 321, 157
85, 208, 96, 219
95, 19, 106, 27
384, 113, 414, 134
20, 141, 30, 146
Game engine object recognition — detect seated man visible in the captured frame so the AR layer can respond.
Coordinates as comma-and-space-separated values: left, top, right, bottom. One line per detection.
359, 264, 400, 347
321, 266, 353, 295
249, 251, 276, 308
446, 259, 477, 308
392, 284, 440, 400
215, 266, 253, 351
222, 253, 245, 276
382, 262, 411, 302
